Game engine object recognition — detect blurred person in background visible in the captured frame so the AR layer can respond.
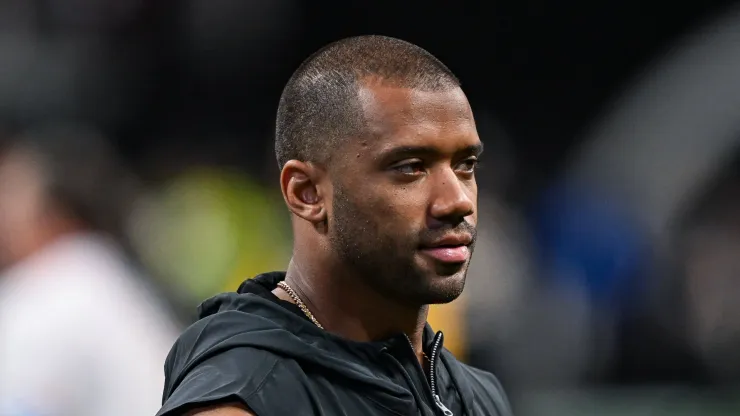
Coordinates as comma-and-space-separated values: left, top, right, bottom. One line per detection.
157, 35, 512, 416
0, 123, 180, 416
634, 158, 740, 386
679, 184, 740, 384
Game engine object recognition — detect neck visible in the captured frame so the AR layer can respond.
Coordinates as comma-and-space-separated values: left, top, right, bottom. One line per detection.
279, 256, 429, 359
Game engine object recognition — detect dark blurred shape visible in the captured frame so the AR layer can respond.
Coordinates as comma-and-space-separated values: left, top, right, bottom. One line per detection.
0, 1, 37, 33
673, 153, 740, 383
603, 150, 740, 388
175, 0, 301, 86
43, 0, 145, 32
0, 34, 145, 131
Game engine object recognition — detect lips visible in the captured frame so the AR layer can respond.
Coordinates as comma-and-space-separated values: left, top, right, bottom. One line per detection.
420, 245, 470, 263
419, 234, 473, 264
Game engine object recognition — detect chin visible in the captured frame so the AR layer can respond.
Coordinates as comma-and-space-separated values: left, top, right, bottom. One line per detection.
423, 267, 468, 304
433, 260, 468, 277
381, 257, 469, 305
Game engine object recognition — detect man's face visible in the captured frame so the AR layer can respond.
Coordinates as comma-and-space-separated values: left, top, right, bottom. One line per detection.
327, 82, 481, 306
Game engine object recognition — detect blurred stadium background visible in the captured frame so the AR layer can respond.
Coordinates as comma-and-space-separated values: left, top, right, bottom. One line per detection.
2, 1, 740, 415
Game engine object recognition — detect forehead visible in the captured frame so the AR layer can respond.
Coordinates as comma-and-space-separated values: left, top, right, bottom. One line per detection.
354, 83, 479, 154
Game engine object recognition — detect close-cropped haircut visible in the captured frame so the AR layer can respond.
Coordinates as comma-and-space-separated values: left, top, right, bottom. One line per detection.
275, 35, 460, 168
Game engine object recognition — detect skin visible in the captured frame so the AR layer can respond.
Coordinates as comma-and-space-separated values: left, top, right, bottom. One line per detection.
0, 147, 82, 270
185, 404, 254, 416
190, 81, 480, 416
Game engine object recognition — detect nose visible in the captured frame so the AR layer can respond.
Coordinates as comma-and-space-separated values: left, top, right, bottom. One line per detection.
428, 168, 475, 226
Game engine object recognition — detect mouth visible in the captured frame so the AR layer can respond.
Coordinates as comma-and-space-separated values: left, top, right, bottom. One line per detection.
418, 235, 473, 264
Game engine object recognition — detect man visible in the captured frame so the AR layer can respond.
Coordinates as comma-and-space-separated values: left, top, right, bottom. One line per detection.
0, 123, 180, 416
158, 35, 513, 416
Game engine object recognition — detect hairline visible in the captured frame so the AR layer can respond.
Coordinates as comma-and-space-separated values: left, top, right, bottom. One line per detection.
292, 77, 465, 170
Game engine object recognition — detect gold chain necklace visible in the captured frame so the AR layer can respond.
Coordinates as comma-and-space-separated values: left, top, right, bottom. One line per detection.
277, 281, 324, 329
276, 281, 429, 362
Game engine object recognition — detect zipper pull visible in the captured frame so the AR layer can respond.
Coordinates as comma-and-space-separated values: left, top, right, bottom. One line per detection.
433, 394, 453, 416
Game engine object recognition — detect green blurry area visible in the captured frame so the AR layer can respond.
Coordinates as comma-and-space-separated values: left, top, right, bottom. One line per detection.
130, 168, 292, 302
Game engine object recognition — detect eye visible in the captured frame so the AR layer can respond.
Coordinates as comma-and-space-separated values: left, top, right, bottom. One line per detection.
392, 161, 425, 176
456, 157, 479, 173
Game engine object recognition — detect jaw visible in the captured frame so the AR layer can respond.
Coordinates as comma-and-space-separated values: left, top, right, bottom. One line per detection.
405, 255, 469, 305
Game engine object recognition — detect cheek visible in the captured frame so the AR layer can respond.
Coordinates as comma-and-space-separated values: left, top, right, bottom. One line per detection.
467, 184, 479, 224
469, 201, 479, 224
368, 188, 427, 231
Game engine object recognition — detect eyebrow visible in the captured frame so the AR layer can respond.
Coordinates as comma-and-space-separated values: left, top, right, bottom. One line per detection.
378, 142, 484, 162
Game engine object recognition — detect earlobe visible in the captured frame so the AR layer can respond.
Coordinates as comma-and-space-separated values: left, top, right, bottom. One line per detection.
280, 160, 327, 224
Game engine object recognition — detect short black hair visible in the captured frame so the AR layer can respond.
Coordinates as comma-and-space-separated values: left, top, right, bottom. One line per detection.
275, 35, 461, 168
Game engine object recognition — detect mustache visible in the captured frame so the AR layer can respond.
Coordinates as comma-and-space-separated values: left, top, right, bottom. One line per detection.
417, 221, 477, 247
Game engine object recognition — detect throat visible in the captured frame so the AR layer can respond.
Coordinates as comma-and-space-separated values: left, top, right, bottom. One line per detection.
279, 260, 430, 351
322, 283, 429, 345
277, 279, 428, 344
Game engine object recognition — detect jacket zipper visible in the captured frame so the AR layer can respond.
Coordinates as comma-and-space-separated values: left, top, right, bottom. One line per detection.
429, 333, 453, 416
406, 334, 454, 416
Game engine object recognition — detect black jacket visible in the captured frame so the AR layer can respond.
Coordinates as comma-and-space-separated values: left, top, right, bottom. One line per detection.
157, 272, 513, 416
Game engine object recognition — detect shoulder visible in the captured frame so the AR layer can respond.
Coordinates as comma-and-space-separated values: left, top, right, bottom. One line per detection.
462, 362, 512, 409
159, 307, 308, 416
458, 361, 508, 397
442, 353, 514, 415
162, 303, 282, 387
161, 309, 281, 395
0, 263, 172, 415
159, 343, 287, 416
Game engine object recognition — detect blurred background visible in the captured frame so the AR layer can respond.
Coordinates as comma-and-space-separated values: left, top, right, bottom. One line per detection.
1, 0, 740, 415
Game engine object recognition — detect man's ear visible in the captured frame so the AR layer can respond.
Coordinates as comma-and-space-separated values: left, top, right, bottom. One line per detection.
280, 160, 327, 224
